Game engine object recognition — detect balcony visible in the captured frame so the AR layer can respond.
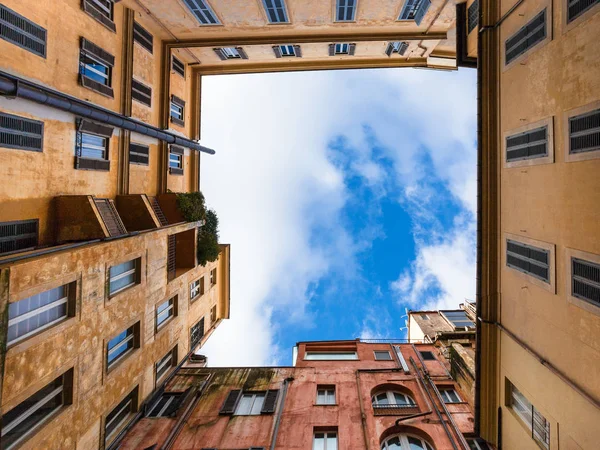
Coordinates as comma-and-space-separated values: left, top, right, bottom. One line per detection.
115, 194, 167, 231
372, 404, 420, 416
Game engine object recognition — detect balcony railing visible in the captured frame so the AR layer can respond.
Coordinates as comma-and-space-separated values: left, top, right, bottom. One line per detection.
372, 404, 420, 416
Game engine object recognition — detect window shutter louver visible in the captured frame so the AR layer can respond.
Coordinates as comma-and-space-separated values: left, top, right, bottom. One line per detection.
272, 46, 282, 58
75, 157, 110, 171
81, 37, 115, 67
0, 113, 44, 152
506, 126, 548, 162
78, 119, 114, 137
82, 0, 116, 32
213, 48, 227, 60
348, 43, 356, 55
414, 0, 431, 25
219, 390, 242, 415
133, 21, 153, 53
505, 9, 546, 65
398, 42, 409, 55
236, 47, 248, 59
569, 108, 600, 154
167, 235, 176, 281
129, 142, 149, 165
467, 0, 479, 34
261, 390, 279, 414
0, 219, 38, 254
293, 45, 302, 57
399, 0, 418, 19
172, 56, 186, 77
572, 258, 600, 306
328, 44, 335, 56
385, 43, 394, 56
568, 0, 599, 23
506, 239, 550, 283
0, 4, 47, 57
131, 79, 152, 107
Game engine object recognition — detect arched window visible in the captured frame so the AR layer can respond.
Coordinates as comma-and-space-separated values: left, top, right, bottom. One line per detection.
372, 391, 416, 407
381, 434, 434, 450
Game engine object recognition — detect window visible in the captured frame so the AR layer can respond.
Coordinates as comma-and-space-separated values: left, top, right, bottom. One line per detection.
316, 385, 336, 405
385, 41, 408, 56
147, 393, 184, 418
210, 268, 217, 286
129, 142, 149, 166
156, 296, 177, 331
567, 0, 599, 23
263, 0, 288, 23
107, 323, 139, 369
330, 43, 356, 55
441, 310, 474, 329
420, 314, 429, 320
506, 125, 548, 162
399, 0, 431, 25
105, 388, 138, 445
1, 369, 73, 450
467, 438, 490, 450
0, 219, 38, 255
374, 350, 392, 361
170, 96, 185, 126
78, 132, 108, 161
155, 346, 177, 384
190, 277, 205, 300
313, 431, 337, 450
108, 258, 140, 296
75, 119, 113, 171
506, 239, 550, 283
372, 391, 415, 407
468, 0, 479, 34
381, 435, 434, 450
210, 305, 217, 323
79, 38, 115, 97
235, 392, 266, 415
0, 4, 47, 57
419, 351, 436, 361
273, 44, 301, 57
505, 9, 546, 65
82, 0, 115, 31
167, 234, 176, 281
131, 79, 152, 107
183, 0, 220, 25
213, 47, 249, 60
172, 56, 185, 77
190, 317, 205, 350
133, 21, 153, 53
0, 112, 44, 152
305, 351, 358, 360
439, 388, 461, 403
568, 107, 600, 155
507, 381, 550, 449
336, 0, 357, 21
219, 389, 279, 415
571, 257, 600, 307
7, 283, 74, 346
169, 145, 184, 175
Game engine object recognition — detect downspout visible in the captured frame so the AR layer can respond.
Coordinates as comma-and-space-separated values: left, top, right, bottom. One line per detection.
269, 377, 293, 450
356, 371, 371, 450
395, 410, 433, 425
428, 380, 471, 449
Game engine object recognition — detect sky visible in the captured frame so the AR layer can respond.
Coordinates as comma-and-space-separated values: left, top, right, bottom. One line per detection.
198, 67, 477, 367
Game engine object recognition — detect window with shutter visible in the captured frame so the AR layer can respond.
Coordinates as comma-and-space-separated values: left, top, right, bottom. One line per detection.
468, 0, 479, 34
0, 219, 38, 255
506, 239, 550, 283
333, 43, 352, 55
147, 393, 184, 417
399, 0, 431, 26
190, 317, 205, 350
0, 112, 44, 152
567, 0, 600, 23
132, 79, 152, 107
219, 389, 242, 415
82, 0, 116, 32
0, 4, 47, 57
386, 41, 409, 56
169, 145, 184, 175
572, 258, 600, 307
336, 0, 357, 22
505, 9, 546, 66
261, 390, 279, 413
263, 0, 289, 23
506, 126, 548, 162
170, 96, 185, 126
167, 234, 177, 281
79, 37, 115, 97
568, 108, 600, 155
172, 56, 186, 77
507, 380, 550, 449
274, 44, 299, 57
129, 142, 149, 165
133, 21, 153, 53
183, 0, 220, 25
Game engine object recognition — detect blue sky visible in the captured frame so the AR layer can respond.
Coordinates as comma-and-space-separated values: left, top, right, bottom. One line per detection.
199, 68, 477, 366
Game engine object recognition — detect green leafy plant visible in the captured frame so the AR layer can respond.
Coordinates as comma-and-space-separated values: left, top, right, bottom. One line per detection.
197, 209, 220, 266
176, 192, 206, 222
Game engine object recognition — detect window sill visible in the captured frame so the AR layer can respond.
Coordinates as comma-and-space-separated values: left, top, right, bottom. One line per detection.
108, 282, 140, 300
314, 403, 338, 406
7, 316, 76, 355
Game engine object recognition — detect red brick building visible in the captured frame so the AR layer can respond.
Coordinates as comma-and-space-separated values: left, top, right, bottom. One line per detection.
116, 340, 489, 449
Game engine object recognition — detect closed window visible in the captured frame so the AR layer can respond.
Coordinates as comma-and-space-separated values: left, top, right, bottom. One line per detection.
182, 0, 220, 25
381, 435, 434, 450
147, 392, 184, 417
190, 317, 205, 350
235, 392, 266, 415
507, 380, 550, 449
313, 431, 337, 450
129, 142, 149, 166
107, 323, 139, 369
79, 38, 114, 97
133, 21, 153, 53
82, 0, 115, 31
567, 0, 599, 23
336, 0, 357, 21
210, 268, 217, 285
169, 146, 184, 175
190, 277, 204, 300
105, 388, 138, 445
316, 385, 336, 405
0, 4, 47, 57
156, 296, 177, 331
506, 125, 548, 162
155, 346, 177, 384
214, 47, 249, 60
263, 0, 288, 23
75, 119, 113, 170
385, 41, 408, 56
439, 388, 461, 403
374, 350, 392, 360
1, 369, 73, 450
305, 351, 358, 360
170, 96, 185, 125
108, 258, 140, 296
506, 239, 550, 283
419, 351, 436, 361
568, 107, 600, 155
421, 314, 429, 320
0, 219, 38, 255
0, 112, 44, 152
169, 152, 182, 169
571, 257, 600, 307
505, 9, 546, 65
372, 391, 415, 407
332, 43, 355, 55
467, 438, 491, 450
275, 44, 298, 57
8, 283, 75, 346
219, 389, 279, 415
79, 132, 108, 160
398, 0, 431, 25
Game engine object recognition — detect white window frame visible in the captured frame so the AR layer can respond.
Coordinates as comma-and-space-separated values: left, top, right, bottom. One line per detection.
263, 0, 289, 23
381, 434, 434, 450
170, 102, 184, 121
334, 43, 350, 54
279, 44, 296, 56
313, 431, 338, 450
156, 297, 175, 330
336, 0, 357, 22
80, 51, 111, 86
316, 386, 336, 405
234, 392, 266, 416
372, 391, 416, 406
183, 0, 220, 25
374, 350, 392, 360
108, 259, 139, 296
190, 277, 204, 300
88, 0, 113, 20
439, 388, 461, 403
222, 47, 241, 59
305, 351, 358, 360
155, 348, 176, 384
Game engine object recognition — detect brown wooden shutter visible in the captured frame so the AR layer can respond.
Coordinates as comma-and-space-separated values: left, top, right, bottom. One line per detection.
82, 0, 116, 31
272, 46, 282, 58
0, 219, 38, 254
213, 48, 227, 60
328, 44, 335, 56
219, 390, 242, 415
294, 45, 302, 57
78, 119, 114, 137
167, 234, 176, 281
385, 43, 394, 57
75, 157, 110, 171
261, 390, 279, 414
236, 47, 248, 59
81, 37, 115, 67
349, 43, 356, 55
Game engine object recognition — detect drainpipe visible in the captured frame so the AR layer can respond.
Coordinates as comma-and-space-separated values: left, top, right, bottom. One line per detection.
428, 380, 471, 449
395, 410, 433, 426
269, 377, 294, 450
355, 371, 371, 450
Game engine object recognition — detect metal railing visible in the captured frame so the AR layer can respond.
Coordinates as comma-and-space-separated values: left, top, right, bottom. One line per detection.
372, 404, 420, 416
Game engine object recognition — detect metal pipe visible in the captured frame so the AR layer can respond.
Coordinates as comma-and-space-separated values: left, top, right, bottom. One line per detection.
411, 343, 430, 376
355, 371, 371, 450
0, 239, 101, 265
395, 410, 433, 426
0, 71, 215, 154
269, 377, 293, 450
479, 0, 525, 33
428, 379, 471, 449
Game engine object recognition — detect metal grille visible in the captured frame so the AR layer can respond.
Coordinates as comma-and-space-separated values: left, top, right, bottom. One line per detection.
372, 404, 420, 416
568, 0, 599, 23
172, 56, 185, 77
506, 239, 550, 283
167, 234, 177, 281
0, 112, 44, 152
150, 197, 169, 226
133, 21, 153, 53
94, 198, 127, 237
468, 0, 479, 34
190, 317, 205, 350
183, 0, 220, 25
505, 9, 546, 65
263, 0, 288, 23
129, 142, 149, 165
572, 258, 600, 306
0, 4, 47, 57
0, 219, 38, 254
336, 0, 356, 21
506, 126, 548, 162
131, 79, 152, 107
569, 108, 600, 154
